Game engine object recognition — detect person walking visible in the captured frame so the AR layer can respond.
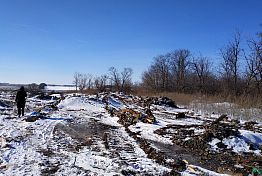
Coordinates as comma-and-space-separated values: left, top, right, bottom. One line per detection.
15, 86, 27, 117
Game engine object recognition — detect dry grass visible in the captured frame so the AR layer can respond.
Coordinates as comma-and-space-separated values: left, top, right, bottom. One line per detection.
232, 94, 262, 109
134, 90, 262, 121
135, 90, 262, 108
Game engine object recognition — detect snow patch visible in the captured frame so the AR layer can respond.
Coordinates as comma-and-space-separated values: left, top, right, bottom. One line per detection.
129, 122, 173, 144
58, 96, 104, 112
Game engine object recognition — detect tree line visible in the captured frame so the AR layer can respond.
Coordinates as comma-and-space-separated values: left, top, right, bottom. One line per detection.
142, 31, 262, 97
73, 67, 133, 93
73, 31, 261, 99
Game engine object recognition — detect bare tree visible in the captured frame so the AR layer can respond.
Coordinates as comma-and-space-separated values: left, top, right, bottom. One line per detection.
120, 68, 133, 92
245, 34, 262, 94
155, 55, 170, 91
94, 75, 108, 92
73, 73, 92, 92
142, 50, 191, 92
86, 74, 93, 90
220, 32, 242, 95
191, 55, 212, 93
142, 66, 160, 90
78, 74, 88, 92
142, 55, 170, 91
108, 67, 133, 92
94, 77, 100, 90
73, 72, 81, 92
108, 67, 121, 91
169, 49, 191, 92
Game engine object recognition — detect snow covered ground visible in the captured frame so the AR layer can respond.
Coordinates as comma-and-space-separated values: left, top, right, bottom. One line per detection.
0, 92, 261, 175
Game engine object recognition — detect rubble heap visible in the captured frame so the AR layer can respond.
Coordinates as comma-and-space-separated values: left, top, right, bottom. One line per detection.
102, 93, 262, 175
156, 114, 262, 175
0, 100, 12, 109
144, 96, 179, 108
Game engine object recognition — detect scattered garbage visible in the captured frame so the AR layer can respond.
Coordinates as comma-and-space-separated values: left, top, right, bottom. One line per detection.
109, 108, 156, 126
252, 167, 262, 175
154, 97, 179, 108
154, 114, 262, 175
0, 100, 12, 110
144, 96, 179, 108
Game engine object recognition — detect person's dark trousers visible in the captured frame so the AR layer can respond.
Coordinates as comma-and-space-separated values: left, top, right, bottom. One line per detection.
17, 106, 25, 117
18, 107, 21, 117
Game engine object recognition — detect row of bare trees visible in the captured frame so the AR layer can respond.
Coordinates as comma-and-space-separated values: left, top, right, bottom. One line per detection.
73, 67, 133, 93
73, 73, 93, 92
245, 32, 262, 95
142, 49, 214, 93
72, 31, 261, 98
142, 31, 262, 97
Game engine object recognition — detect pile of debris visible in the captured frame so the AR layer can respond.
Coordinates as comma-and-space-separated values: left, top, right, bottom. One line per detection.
155, 114, 262, 175
105, 106, 156, 126
102, 93, 181, 127
0, 100, 12, 110
22, 94, 62, 122
144, 96, 178, 108
102, 94, 188, 174
244, 121, 262, 133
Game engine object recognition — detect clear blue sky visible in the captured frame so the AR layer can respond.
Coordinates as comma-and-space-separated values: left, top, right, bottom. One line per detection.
0, 0, 261, 84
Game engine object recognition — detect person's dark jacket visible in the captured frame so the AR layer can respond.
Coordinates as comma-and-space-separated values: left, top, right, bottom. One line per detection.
15, 86, 27, 108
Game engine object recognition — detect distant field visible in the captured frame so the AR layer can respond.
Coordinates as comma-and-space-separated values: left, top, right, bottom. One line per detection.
0, 84, 20, 91
45, 85, 76, 91
0, 84, 75, 91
